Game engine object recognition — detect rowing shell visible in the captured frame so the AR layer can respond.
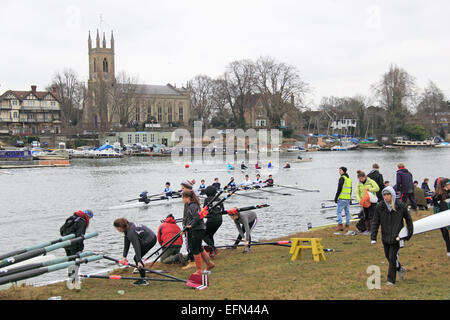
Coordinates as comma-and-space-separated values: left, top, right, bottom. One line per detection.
108, 197, 183, 210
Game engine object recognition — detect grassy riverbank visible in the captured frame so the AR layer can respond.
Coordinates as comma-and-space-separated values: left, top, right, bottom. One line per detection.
1, 209, 448, 300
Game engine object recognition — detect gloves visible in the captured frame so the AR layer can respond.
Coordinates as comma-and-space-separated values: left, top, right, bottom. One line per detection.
334, 199, 338, 204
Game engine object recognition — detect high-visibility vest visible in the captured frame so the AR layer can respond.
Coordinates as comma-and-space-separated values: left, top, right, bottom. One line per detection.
338, 175, 352, 200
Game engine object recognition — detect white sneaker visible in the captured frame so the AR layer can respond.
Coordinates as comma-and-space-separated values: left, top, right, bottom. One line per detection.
447, 252, 450, 257
386, 281, 394, 286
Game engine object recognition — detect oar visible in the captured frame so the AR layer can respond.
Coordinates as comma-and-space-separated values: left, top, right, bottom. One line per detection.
144, 184, 229, 262
168, 204, 270, 223
0, 251, 94, 278
102, 255, 187, 283
249, 186, 292, 196
218, 240, 340, 252
0, 234, 76, 260
274, 184, 320, 192
0, 232, 98, 268
80, 274, 179, 282
0, 255, 103, 286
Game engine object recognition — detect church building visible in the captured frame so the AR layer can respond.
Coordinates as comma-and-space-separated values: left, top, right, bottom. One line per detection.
82, 30, 191, 131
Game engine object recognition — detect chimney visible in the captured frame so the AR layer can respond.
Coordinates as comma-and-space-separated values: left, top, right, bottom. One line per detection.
31, 85, 37, 93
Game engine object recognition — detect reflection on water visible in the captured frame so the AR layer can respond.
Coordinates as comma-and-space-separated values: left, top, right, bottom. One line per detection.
0, 148, 448, 286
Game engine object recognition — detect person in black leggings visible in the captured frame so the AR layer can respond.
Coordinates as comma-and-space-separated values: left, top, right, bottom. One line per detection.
202, 186, 224, 258
432, 178, 450, 257
113, 218, 157, 286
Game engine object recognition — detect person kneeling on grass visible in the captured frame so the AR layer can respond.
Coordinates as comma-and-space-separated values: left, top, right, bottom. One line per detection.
370, 186, 413, 286
182, 190, 215, 275
228, 208, 258, 254
157, 214, 187, 265
113, 218, 157, 286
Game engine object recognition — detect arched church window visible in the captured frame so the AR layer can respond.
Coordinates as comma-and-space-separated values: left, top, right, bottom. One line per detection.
103, 58, 108, 73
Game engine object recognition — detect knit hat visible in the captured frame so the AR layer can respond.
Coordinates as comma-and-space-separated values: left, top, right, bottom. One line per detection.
84, 209, 94, 218
181, 179, 194, 189
205, 186, 217, 197
339, 167, 347, 173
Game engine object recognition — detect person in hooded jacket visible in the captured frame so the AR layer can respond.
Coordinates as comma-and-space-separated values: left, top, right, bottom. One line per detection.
367, 163, 384, 202
355, 170, 380, 233
394, 163, 417, 210
157, 214, 187, 265
371, 186, 413, 285
61, 209, 94, 256
432, 178, 450, 257
202, 186, 224, 258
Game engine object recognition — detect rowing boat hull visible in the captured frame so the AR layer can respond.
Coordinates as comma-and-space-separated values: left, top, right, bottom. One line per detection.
108, 197, 183, 210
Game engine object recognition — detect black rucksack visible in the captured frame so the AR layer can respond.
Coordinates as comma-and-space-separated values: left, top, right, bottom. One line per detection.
60, 215, 81, 236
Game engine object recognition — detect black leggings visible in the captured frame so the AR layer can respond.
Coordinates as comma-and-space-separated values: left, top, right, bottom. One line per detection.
133, 237, 156, 278
234, 219, 257, 247
440, 228, 450, 253
188, 229, 205, 255
203, 219, 222, 250
383, 242, 402, 283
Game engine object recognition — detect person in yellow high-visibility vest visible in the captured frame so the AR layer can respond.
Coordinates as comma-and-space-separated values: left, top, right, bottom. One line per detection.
334, 167, 352, 231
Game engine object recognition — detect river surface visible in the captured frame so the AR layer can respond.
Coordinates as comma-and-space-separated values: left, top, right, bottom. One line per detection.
0, 148, 448, 288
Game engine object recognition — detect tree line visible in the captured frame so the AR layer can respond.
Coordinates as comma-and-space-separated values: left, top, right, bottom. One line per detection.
49, 62, 448, 140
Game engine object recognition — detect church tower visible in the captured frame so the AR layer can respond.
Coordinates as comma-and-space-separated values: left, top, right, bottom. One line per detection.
88, 29, 115, 83
84, 30, 116, 130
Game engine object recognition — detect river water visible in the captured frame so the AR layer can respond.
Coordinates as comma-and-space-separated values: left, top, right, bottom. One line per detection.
0, 148, 448, 288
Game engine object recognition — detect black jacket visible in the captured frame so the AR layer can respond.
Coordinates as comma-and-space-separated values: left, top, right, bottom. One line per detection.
203, 197, 224, 223
367, 169, 384, 201
334, 173, 350, 202
394, 168, 414, 194
371, 200, 413, 244
123, 223, 156, 262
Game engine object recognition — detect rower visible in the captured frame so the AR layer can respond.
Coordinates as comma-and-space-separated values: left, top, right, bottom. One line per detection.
162, 182, 173, 199
197, 179, 207, 195
212, 177, 221, 190
138, 191, 150, 204
268, 161, 272, 168
253, 174, 263, 188
264, 174, 274, 187
240, 175, 252, 190
255, 162, 261, 169
297, 154, 303, 160
227, 163, 235, 170
225, 177, 238, 191
283, 162, 291, 169
241, 161, 248, 170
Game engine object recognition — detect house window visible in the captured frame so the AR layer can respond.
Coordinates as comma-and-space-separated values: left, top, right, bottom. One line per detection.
103, 58, 108, 73
12, 100, 17, 106
256, 119, 266, 127
51, 101, 56, 107
27, 113, 34, 120
135, 134, 140, 143
258, 111, 263, 117
158, 105, 162, 122
42, 101, 46, 107
135, 106, 140, 122
13, 112, 18, 119
143, 134, 147, 143
280, 120, 286, 127
150, 134, 155, 143
127, 134, 132, 144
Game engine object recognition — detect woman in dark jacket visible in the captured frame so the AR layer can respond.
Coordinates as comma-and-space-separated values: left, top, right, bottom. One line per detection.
202, 186, 224, 258
113, 218, 157, 286
182, 190, 215, 275
371, 186, 413, 285
432, 178, 450, 257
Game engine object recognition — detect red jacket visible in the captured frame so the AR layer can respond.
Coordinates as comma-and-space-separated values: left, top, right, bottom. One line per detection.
157, 216, 183, 247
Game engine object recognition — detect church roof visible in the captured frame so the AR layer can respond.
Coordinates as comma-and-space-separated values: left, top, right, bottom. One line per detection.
134, 84, 186, 96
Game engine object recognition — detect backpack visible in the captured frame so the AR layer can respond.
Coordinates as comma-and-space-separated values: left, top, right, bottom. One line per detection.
60, 215, 81, 236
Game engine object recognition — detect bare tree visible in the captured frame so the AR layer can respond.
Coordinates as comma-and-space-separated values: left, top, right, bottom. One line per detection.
371, 64, 417, 135
254, 56, 309, 128
220, 59, 256, 128
416, 81, 447, 135
109, 71, 139, 127
49, 69, 85, 126
188, 75, 216, 125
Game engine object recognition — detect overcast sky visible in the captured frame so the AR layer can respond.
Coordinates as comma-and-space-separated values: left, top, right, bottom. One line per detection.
1, 0, 449, 108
